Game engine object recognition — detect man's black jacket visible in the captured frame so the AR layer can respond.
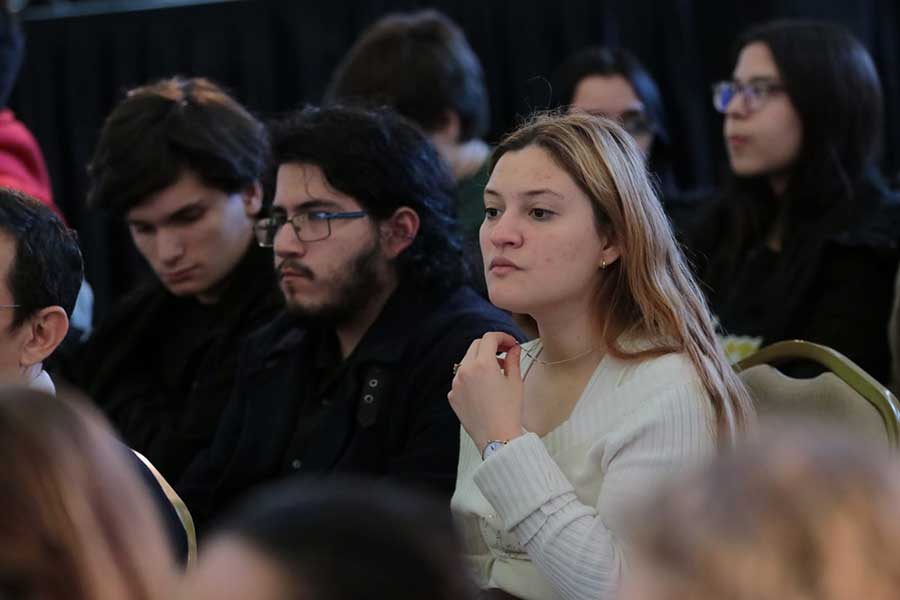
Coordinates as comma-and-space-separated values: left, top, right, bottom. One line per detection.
78, 243, 283, 481
179, 283, 523, 532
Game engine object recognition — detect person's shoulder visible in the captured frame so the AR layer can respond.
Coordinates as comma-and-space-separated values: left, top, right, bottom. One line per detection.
242, 311, 301, 354
832, 181, 900, 252
428, 286, 523, 338
607, 344, 704, 398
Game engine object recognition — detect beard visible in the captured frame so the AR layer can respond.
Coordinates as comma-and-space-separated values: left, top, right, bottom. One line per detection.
280, 238, 384, 327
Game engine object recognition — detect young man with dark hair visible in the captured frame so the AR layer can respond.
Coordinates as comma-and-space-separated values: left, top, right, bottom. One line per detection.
325, 9, 492, 236
180, 105, 522, 529
79, 76, 282, 482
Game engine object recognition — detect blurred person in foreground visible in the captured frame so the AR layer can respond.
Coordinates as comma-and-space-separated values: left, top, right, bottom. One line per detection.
180, 479, 476, 600
0, 387, 177, 600
625, 425, 900, 600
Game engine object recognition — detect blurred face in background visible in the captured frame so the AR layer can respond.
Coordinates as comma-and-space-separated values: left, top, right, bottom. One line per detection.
571, 75, 654, 155
723, 42, 804, 184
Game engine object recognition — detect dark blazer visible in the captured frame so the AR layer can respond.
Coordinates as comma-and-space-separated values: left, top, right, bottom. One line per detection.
78, 243, 283, 481
179, 284, 523, 533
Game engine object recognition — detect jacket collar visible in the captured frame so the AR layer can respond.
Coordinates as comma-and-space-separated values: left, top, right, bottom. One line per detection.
264, 282, 439, 365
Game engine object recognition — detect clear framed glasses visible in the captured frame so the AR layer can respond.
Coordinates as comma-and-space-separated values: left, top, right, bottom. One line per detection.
254, 210, 368, 247
712, 79, 786, 114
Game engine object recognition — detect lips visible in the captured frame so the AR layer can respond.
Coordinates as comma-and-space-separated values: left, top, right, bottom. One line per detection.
726, 134, 749, 148
488, 257, 521, 274
163, 266, 196, 284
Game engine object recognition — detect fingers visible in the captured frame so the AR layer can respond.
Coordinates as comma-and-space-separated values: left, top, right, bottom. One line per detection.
477, 332, 520, 359
504, 342, 522, 381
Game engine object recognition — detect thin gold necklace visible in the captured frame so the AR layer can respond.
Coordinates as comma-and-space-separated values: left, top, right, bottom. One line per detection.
520, 342, 597, 366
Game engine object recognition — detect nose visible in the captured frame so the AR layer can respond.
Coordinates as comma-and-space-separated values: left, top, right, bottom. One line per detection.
156, 228, 185, 265
273, 220, 306, 259
484, 211, 524, 250
724, 89, 749, 119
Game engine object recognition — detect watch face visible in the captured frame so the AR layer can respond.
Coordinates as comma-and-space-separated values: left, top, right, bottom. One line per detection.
482, 440, 508, 460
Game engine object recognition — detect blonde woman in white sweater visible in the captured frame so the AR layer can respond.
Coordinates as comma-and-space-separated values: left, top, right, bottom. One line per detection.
448, 112, 754, 600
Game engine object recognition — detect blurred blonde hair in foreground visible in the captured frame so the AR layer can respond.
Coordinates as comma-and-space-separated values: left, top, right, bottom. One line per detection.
625, 423, 900, 600
0, 386, 176, 600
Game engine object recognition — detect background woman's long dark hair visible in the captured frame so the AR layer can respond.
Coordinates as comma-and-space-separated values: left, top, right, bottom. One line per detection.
705, 19, 888, 335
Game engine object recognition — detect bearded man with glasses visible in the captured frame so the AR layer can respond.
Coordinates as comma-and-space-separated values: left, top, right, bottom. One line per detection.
179, 105, 522, 533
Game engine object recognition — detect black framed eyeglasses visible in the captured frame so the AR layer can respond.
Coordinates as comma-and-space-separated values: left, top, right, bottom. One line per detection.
712, 79, 786, 114
254, 210, 368, 247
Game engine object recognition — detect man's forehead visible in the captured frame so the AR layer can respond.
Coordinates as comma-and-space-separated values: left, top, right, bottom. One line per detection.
126, 193, 209, 222
273, 163, 362, 211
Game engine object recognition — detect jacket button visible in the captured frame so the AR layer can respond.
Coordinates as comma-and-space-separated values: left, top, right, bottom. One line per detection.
363, 394, 375, 404
291, 459, 302, 470
368, 379, 379, 388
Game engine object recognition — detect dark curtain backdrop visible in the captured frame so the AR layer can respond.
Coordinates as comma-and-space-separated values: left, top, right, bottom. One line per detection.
10, 0, 900, 318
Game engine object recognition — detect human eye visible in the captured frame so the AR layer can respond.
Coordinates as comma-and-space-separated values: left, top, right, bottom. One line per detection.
484, 206, 501, 220
529, 207, 555, 221
173, 207, 205, 225
306, 211, 332, 221
129, 222, 154, 235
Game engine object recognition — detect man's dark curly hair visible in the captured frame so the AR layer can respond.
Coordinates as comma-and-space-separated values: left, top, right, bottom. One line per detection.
0, 189, 83, 330
269, 105, 470, 292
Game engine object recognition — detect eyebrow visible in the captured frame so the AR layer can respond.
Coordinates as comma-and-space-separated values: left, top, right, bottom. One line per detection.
732, 75, 782, 85
484, 188, 564, 200
273, 198, 343, 213
126, 198, 207, 227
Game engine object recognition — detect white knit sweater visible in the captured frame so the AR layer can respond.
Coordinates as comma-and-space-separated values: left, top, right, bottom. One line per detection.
450, 341, 718, 600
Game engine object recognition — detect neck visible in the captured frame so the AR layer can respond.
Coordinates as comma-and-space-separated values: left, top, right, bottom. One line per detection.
769, 173, 789, 198
437, 138, 490, 181
334, 273, 399, 359
531, 296, 603, 367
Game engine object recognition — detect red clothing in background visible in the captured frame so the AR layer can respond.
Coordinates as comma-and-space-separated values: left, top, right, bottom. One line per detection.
0, 108, 63, 222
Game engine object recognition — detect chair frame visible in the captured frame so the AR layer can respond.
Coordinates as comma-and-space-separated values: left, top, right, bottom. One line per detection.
736, 340, 900, 447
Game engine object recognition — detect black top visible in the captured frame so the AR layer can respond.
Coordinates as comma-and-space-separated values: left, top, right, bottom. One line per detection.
77, 243, 283, 481
683, 182, 900, 382
178, 283, 524, 534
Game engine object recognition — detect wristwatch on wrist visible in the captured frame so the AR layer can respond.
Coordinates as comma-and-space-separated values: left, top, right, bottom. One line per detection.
482, 439, 509, 460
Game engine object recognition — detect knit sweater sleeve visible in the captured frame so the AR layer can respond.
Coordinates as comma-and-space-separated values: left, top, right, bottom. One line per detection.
471, 378, 716, 600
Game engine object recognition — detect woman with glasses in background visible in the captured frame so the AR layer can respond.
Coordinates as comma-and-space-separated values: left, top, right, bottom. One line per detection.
551, 47, 678, 199
685, 20, 900, 379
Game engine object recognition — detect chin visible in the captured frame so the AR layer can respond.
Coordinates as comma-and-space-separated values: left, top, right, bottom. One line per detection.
486, 288, 532, 315
728, 157, 766, 178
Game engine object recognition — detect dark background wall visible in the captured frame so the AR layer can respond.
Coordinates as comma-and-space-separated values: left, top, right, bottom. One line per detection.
11, 0, 900, 317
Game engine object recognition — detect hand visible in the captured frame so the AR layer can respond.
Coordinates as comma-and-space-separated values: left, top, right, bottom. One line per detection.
448, 332, 524, 452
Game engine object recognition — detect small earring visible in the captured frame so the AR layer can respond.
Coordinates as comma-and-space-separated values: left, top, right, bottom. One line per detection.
600, 259, 607, 269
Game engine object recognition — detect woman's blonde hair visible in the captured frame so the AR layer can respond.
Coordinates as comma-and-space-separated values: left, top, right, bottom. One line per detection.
0, 386, 176, 600
491, 111, 753, 441
628, 426, 900, 600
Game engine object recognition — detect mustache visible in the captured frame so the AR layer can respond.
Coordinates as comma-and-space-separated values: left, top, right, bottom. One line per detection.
276, 259, 314, 280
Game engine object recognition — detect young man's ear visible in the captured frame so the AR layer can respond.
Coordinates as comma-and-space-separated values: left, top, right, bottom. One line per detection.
241, 181, 264, 218
380, 207, 420, 259
19, 306, 69, 369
